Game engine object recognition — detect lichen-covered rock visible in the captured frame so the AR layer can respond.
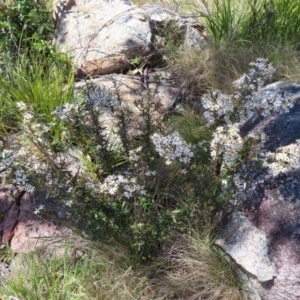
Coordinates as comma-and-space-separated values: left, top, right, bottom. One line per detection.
221, 81, 300, 299
216, 212, 277, 282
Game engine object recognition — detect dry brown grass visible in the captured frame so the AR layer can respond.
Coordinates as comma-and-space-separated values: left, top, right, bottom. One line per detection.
147, 231, 246, 300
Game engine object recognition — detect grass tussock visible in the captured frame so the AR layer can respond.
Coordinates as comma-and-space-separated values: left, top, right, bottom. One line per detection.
0, 241, 149, 300
0, 233, 245, 300
0, 54, 74, 136
150, 231, 245, 300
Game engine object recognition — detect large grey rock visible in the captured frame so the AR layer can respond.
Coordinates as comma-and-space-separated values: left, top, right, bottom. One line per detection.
52, 1, 207, 77
53, 0, 153, 76
224, 81, 300, 299
216, 212, 276, 282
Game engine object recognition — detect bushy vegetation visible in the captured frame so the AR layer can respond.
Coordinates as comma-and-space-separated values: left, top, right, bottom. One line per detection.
1, 0, 300, 299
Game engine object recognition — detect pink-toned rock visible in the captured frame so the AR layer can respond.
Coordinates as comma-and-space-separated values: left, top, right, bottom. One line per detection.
10, 192, 72, 254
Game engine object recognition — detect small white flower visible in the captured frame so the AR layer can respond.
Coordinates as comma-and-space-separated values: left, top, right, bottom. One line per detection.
140, 189, 146, 195
65, 199, 74, 207
145, 170, 156, 176
34, 204, 44, 214
210, 124, 243, 172
16, 101, 27, 111
24, 184, 35, 193
181, 169, 188, 174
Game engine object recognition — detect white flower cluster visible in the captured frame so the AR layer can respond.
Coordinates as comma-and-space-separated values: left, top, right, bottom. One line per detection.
129, 146, 142, 162
238, 89, 295, 124
201, 58, 290, 127
202, 90, 234, 126
99, 174, 125, 195
262, 140, 300, 176
12, 135, 49, 175
0, 148, 35, 192
233, 58, 276, 91
85, 83, 123, 112
123, 180, 146, 199
17, 101, 51, 144
210, 124, 243, 170
0, 149, 15, 179
98, 174, 145, 198
198, 141, 209, 152
151, 131, 194, 165
65, 199, 74, 207
16, 101, 31, 120
16, 102, 34, 125
13, 103, 53, 180
51, 102, 80, 122
13, 169, 35, 192
233, 59, 297, 124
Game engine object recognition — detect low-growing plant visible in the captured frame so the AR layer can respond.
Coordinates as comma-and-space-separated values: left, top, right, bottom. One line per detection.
0, 0, 54, 57
0, 53, 74, 138
242, 0, 300, 47
198, 0, 300, 48
0, 241, 151, 300
199, 0, 247, 45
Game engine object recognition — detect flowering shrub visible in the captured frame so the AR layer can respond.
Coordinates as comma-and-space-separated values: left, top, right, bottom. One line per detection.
97, 174, 146, 198
203, 58, 300, 195
9, 55, 298, 260
51, 102, 81, 122
202, 58, 296, 127
202, 90, 234, 126
0, 80, 220, 261
233, 58, 276, 91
